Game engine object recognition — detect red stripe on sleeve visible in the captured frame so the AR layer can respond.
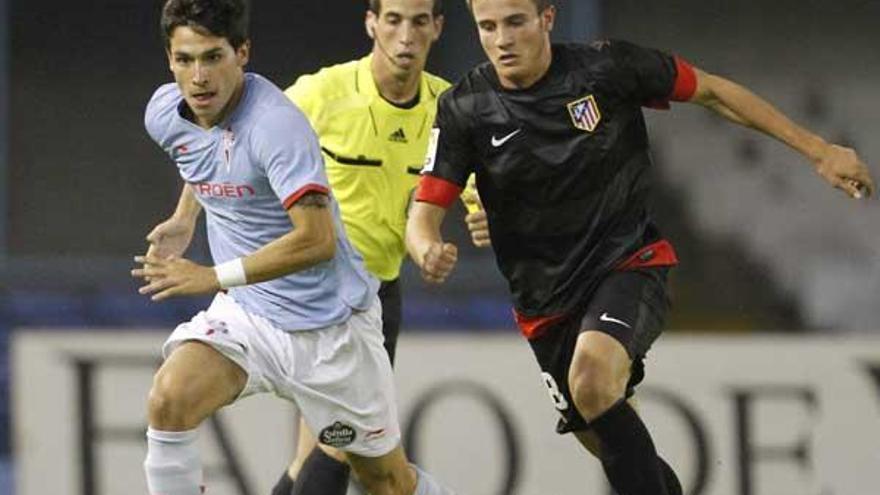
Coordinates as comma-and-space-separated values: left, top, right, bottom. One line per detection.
282, 184, 330, 210
670, 56, 697, 102
415, 175, 463, 209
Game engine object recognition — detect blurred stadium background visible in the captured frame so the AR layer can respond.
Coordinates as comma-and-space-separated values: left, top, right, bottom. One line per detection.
2, 0, 879, 494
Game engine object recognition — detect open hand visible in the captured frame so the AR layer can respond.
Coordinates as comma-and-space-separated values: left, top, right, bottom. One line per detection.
132, 255, 219, 301
146, 217, 196, 259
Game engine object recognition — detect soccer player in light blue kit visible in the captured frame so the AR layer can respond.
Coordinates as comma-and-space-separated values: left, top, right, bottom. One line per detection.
132, 1, 455, 494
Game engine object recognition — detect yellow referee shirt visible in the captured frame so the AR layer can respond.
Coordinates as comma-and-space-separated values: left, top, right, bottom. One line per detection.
285, 55, 451, 281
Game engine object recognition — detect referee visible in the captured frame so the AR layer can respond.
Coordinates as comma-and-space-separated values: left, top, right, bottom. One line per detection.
273, 1, 452, 494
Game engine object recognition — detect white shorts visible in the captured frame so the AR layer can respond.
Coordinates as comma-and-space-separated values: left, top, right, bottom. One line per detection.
163, 292, 400, 458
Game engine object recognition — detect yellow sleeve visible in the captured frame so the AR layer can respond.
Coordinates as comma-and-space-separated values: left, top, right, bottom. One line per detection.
284, 74, 321, 125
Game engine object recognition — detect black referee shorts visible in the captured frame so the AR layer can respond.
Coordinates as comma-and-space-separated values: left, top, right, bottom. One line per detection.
526, 267, 671, 434
378, 278, 402, 366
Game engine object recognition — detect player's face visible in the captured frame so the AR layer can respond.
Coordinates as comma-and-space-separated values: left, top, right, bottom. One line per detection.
471, 0, 555, 89
166, 26, 250, 128
367, 0, 443, 77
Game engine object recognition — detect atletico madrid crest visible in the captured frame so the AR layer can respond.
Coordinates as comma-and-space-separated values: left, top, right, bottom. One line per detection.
567, 94, 602, 132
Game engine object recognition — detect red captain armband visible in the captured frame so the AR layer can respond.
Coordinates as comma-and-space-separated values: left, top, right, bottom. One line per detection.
644, 56, 698, 109
615, 239, 679, 270
415, 175, 463, 209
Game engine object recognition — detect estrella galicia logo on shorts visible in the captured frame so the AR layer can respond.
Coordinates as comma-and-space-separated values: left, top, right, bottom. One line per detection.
318, 422, 357, 448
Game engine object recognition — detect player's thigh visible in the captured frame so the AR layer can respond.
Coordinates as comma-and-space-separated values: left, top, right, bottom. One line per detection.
574, 267, 670, 393
285, 298, 401, 458
294, 418, 318, 462
153, 292, 287, 424
151, 340, 247, 419
579, 267, 671, 361
289, 418, 317, 475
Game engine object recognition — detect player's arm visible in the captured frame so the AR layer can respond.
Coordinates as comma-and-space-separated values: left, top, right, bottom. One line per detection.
145, 183, 202, 259
688, 68, 875, 198
235, 191, 336, 283
133, 192, 336, 300
406, 200, 457, 284
407, 92, 478, 279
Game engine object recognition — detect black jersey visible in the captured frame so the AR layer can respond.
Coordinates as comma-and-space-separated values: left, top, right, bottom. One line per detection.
418, 40, 695, 318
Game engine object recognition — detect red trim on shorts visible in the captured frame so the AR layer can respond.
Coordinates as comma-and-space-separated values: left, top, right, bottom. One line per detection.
513, 310, 567, 341
670, 56, 697, 102
616, 239, 679, 271
415, 175, 463, 209
513, 239, 678, 340
282, 183, 330, 210
644, 56, 697, 109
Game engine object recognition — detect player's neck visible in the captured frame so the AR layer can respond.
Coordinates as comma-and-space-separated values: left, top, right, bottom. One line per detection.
371, 55, 421, 105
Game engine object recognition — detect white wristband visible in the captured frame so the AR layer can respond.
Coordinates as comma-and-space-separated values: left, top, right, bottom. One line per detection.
214, 258, 247, 289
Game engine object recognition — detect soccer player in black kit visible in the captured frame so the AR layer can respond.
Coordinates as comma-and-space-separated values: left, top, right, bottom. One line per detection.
406, 0, 875, 494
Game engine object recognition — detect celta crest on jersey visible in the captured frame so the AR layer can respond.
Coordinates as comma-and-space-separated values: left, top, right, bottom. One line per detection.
567, 94, 602, 132
222, 128, 235, 172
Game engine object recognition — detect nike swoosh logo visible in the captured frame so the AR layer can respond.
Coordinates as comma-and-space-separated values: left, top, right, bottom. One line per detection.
491, 129, 522, 147
599, 312, 632, 329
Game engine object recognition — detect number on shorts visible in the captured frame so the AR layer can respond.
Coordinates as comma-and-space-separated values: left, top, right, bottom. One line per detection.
541, 372, 569, 411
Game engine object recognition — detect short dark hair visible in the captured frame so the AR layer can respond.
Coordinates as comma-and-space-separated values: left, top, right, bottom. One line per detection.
466, 0, 551, 13
368, 0, 444, 17
161, 0, 250, 49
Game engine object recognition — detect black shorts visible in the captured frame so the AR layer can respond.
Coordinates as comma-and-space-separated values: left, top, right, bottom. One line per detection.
378, 278, 402, 366
526, 268, 671, 434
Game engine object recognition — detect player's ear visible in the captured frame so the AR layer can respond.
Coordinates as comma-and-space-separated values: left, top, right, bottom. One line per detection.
235, 40, 251, 67
432, 14, 444, 41
541, 5, 556, 33
365, 11, 378, 39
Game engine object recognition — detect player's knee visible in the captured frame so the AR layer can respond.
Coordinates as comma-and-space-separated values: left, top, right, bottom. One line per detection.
147, 370, 201, 429
354, 469, 395, 494
569, 351, 627, 420
351, 461, 414, 495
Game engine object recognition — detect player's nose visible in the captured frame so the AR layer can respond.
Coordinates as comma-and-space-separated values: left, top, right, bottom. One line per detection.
191, 62, 209, 85
496, 25, 514, 48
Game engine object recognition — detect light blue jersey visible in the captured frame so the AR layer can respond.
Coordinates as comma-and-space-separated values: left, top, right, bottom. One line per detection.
145, 73, 378, 331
